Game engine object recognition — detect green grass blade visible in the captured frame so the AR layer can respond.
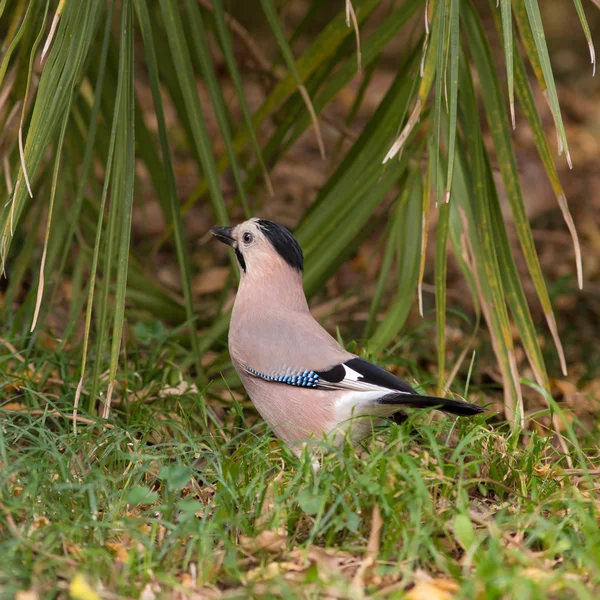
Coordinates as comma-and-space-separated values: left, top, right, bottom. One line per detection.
105, 0, 135, 415
383, 1, 438, 164
275, 0, 422, 174
364, 215, 397, 340
162, 0, 383, 244
431, 0, 446, 208
0, 0, 35, 92
211, 0, 273, 196
79, 6, 123, 412
417, 146, 432, 317
432, 0, 449, 393
17, 1, 49, 148
464, 0, 567, 376
30, 85, 72, 332
445, 0, 459, 202
259, 0, 325, 158
571, 0, 596, 76
435, 190, 450, 395
158, 0, 229, 227
512, 0, 545, 86
304, 161, 408, 299
136, 0, 202, 377
296, 51, 420, 257
295, 59, 420, 297
96, 0, 135, 416
48, 14, 113, 352
249, 0, 378, 144
499, 0, 515, 128
447, 202, 480, 314
1, 1, 104, 266
184, 0, 250, 217
456, 49, 522, 422
491, 6, 582, 290
485, 158, 549, 391
521, 0, 571, 167
371, 173, 422, 351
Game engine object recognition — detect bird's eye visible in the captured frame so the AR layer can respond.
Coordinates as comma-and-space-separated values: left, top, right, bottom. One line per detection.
242, 232, 254, 244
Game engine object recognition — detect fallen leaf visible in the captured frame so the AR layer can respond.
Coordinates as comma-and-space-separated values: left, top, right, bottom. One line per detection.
158, 379, 199, 398
105, 540, 130, 563
245, 561, 287, 583
69, 573, 100, 600
15, 591, 39, 600
65, 544, 84, 559
367, 505, 382, 559
406, 579, 459, 600
1, 402, 28, 411
522, 567, 551, 582
240, 530, 287, 554
139, 583, 160, 600
534, 463, 551, 477
289, 545, 348, 579
31, 516, 50, 530
352, 505, 381, 589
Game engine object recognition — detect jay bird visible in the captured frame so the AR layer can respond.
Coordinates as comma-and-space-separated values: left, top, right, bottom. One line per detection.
212, 218, 484, 456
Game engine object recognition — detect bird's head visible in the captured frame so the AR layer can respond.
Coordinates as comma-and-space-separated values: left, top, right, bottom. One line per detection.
211, 218, 304, 277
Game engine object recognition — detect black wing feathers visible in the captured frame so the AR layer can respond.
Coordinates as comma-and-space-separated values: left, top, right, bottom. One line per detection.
314, 364, 346, 383
378, 393, 485, 416
317, 357, 484, 417
344, 357, 417, 394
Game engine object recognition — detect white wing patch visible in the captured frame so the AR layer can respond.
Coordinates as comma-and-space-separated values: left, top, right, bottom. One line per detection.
318, 364, 411, 393
341, 364, 363, 382
329, 391, 400, 443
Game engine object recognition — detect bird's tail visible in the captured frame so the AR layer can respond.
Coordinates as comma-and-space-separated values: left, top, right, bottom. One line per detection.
379, 393, 485, 417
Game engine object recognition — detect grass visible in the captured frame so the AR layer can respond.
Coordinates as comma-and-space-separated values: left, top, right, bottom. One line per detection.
1, 329, 599, 599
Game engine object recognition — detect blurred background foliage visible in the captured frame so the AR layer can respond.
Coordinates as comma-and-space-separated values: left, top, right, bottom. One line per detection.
0, 0, 599, 426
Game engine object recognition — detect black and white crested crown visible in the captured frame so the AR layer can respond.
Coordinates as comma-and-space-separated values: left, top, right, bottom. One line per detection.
257, 219, 304, 272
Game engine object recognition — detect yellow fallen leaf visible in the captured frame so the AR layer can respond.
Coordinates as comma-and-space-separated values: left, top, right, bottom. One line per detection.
105, 540, 130, 563
69, 573, 100, 600
406, 579, 458, 600
31, 516, 50, 530
1, 402, 28, 411
534, 463, 551, 477
522, 567, 550, 582
431, 579, 460, 593
65, 543, 84, 558
245, 561, 287, 583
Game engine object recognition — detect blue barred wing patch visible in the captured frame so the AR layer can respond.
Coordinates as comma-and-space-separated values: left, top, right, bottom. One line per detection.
244, 365, 320, 388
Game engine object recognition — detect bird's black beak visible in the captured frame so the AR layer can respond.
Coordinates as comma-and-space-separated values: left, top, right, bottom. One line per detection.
210, 226, 235, 246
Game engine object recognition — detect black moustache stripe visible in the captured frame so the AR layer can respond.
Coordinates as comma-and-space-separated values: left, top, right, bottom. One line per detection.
234, 247, 247, 272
